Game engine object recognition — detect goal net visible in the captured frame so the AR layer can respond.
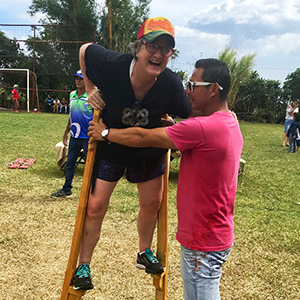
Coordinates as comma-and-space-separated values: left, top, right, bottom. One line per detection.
0, 68, 35, 112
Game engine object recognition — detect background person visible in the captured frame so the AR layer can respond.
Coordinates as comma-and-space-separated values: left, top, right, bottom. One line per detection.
60, 97, 68, 113
11, 84, 19, 113
45, 94, 53, 113
19, 93, 26, 110
51, 70, 93, 198
53, 97, 61, 113
282, 100, 298, 147
72, 17, 192, 291
89, 58, 243, 300
286, 113, 300, 153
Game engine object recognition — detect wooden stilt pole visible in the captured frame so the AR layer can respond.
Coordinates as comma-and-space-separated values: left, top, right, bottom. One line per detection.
152, 144, 170, 300
60, 109, 100, 300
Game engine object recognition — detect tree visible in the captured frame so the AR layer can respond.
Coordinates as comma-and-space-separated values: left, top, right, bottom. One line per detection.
0, 31, 26, 68
27, 0, 99, 93
235, 71, 284, 123
282, 68, 300, 102
174, 70, 188, 82
218, 46, 256, 110
170, 48, 179, 69
0, 31, 31, 103
98, 0, 151, 52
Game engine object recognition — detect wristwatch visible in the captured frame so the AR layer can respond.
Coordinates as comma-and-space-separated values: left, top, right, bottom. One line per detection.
101, 128, 110, 141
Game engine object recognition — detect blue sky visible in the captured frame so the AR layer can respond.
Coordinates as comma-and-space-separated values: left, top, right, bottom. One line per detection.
1, 0, 300, 84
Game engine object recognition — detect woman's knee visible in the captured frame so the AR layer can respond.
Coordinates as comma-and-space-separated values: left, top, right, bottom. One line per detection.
140, 195, 162, 215
86, 195, 109, 220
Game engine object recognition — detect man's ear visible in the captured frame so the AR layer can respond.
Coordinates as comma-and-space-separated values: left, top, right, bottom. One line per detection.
210, 83, 220, 97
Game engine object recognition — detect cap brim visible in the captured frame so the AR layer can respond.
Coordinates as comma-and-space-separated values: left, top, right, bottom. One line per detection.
143, 32, 175, 48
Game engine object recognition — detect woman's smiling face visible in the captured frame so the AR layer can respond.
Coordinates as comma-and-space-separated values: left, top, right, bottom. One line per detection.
135, 35, 173, 79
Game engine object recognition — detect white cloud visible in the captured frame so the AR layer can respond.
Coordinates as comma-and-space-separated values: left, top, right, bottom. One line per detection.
190, 0, 300, 27
19, 12, 44, 23
171, 25, 230, 73
175, 25, 229, 47
149, 0, 221, 26
244, 33, 300, 57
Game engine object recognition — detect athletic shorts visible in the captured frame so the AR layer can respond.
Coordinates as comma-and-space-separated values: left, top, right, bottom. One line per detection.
97, 158, 166, 183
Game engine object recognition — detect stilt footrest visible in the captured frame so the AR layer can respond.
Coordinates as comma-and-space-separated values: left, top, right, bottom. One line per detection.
66, 286, 86, 299
152, 270, 167, 291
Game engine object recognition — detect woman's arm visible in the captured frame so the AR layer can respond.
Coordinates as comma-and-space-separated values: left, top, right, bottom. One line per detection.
79, 43, 106, 111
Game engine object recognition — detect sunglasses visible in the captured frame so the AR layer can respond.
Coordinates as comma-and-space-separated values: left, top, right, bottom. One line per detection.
187, 81, 224, 92
142, 40, 174, 57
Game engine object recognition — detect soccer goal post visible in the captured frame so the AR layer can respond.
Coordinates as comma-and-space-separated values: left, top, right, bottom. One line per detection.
0, 68, 30, 113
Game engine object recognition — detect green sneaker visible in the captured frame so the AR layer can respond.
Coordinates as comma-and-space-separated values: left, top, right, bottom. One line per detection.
50, 189, 72, 198
73, 263, 94, 291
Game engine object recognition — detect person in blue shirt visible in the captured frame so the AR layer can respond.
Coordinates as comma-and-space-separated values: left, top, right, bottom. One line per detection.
286, 113, 300, 153
45, 94, 53, 113
51, 70, 93, 197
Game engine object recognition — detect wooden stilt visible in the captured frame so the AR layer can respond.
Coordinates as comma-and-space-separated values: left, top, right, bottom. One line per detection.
60, 109, 100, 300
152, 146, 170, 300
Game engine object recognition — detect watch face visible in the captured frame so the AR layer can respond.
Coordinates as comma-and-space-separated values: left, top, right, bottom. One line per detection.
102, 128, 109, 138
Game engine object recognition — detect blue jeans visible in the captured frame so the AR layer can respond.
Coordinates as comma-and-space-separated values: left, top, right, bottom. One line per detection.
284, 119, 292, 133
62, 137, 89, 191
181, 244, 233, 300
60, 105, 68, 113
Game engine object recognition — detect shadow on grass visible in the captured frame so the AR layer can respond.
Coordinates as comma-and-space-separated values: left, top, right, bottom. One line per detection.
31, 164, 85, 179
169, 168, 179, 183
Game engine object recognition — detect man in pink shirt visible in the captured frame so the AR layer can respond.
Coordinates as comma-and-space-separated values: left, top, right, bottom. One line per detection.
89, 58, 243, 300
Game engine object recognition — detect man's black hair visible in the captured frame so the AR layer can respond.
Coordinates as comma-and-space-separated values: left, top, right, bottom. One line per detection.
195, 58, 230, 101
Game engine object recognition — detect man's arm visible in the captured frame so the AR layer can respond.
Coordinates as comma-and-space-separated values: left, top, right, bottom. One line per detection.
79, 43, 105, 111
63, 118, 71, 146
88, 120, 176, 149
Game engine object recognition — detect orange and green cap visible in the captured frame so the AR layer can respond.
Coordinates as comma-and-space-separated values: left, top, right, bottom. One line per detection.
137, 17, 175, 48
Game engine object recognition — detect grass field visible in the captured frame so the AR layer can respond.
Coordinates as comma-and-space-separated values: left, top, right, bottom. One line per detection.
0, 111, 299, 300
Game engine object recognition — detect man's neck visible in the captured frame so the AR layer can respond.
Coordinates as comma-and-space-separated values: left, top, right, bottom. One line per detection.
203, 100, 230, 116
77, 88, 86, 97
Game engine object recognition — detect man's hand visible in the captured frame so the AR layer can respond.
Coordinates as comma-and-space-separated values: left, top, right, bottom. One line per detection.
88, 119, 107, 142
63, 132, 69, 147
161, 116, 175, 127
87, 89, 106, 110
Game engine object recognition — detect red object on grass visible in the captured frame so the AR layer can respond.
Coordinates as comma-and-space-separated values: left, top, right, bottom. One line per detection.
9, 158, 36, 169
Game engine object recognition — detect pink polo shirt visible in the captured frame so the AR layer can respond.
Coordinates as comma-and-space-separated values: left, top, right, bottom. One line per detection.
166, 111, 243, 251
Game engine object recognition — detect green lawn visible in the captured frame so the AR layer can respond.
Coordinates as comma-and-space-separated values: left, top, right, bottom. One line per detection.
0, 111, 299, 299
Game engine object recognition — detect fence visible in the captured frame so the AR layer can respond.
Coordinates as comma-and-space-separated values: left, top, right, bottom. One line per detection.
0, 24, 96, 111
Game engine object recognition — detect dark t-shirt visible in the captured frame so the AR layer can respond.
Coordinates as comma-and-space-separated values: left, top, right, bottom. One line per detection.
85, 44, 191, 165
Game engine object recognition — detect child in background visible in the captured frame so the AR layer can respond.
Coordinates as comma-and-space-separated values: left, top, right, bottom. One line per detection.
286, 113, 300, 153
